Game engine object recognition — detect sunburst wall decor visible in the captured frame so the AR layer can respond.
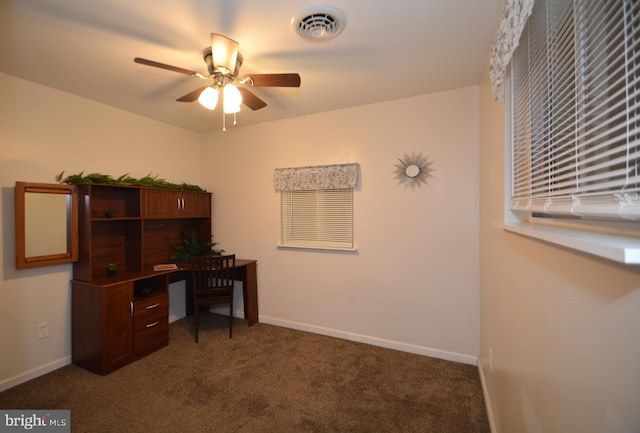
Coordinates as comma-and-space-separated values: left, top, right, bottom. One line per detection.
393, 151, 434, 189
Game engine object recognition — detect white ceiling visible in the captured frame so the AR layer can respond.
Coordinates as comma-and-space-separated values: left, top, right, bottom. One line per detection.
0, 0, 501, 133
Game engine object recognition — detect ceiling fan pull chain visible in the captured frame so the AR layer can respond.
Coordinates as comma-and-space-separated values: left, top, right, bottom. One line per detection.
233, 112, 237, 127
222, 111, 227, 132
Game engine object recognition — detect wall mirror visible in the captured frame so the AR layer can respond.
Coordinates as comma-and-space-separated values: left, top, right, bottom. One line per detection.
15, 182, 78, 269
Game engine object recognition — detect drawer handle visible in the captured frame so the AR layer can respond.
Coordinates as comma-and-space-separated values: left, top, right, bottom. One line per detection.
146, 321, 160, 328
146, 303, 160, 310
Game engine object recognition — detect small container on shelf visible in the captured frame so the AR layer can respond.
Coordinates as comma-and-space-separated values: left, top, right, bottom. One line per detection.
133, 274, 167, 299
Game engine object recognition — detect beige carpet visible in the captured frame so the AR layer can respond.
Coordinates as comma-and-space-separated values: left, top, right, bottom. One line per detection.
0, 315, 490, 432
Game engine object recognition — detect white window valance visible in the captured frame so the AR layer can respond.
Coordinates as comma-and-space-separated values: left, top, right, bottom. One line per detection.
489, 0, 534, 101
274, 163, 360, 192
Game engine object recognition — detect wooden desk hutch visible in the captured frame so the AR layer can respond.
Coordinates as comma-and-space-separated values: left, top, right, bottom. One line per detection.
71, 184, 212, 375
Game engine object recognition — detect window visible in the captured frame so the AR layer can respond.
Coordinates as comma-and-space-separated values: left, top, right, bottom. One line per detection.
495, 0, 640, 264
509, 0, 640, 221
274, 163, 359, 251
281, 188, 353, 249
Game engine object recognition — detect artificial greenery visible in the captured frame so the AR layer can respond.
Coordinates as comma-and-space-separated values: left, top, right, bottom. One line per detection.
171, 230, 224, 263
56, 171, 205, 191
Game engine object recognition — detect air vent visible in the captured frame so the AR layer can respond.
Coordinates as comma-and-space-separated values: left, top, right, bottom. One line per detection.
291, 6, 346, 42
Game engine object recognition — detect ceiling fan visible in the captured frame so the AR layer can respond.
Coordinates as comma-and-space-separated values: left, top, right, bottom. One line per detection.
134, 33, 301, 129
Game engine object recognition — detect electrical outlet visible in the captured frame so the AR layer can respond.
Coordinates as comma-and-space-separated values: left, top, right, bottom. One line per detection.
489, 347, 494, 372
36, 322, 49, 340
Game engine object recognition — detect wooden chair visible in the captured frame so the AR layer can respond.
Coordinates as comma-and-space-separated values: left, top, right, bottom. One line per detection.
191, 254, 236, 342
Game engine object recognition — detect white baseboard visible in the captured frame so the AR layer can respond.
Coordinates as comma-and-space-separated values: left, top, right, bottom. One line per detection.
0, 356, 71, 392
259, 315, 478, 366
477, 358, 498, 433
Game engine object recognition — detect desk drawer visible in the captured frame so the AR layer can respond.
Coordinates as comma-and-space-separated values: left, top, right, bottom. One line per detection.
133, 293, 168, 354
133, 307, 167, 334
134, 319, 168, 354
134, 293, 168, 317
134, 294, 168, 330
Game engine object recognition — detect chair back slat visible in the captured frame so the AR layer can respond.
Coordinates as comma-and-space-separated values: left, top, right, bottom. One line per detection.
192, 254, 236, 292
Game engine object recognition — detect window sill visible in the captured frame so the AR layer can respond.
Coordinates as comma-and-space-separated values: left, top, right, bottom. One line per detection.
503, 222, 640, 265
277, 244, 358, 253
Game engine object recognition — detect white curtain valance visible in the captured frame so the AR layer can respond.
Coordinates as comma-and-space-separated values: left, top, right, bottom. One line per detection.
489, 0, 534, 101
274, 163, 360, 192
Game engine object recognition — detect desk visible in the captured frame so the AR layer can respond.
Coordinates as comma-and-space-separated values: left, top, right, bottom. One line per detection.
72, 259, 259, 374
171, 258, 259, 326
234, 259, 259, 326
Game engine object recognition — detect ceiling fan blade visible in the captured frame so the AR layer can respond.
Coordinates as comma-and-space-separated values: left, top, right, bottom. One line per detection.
238, 87, 267, 110
176, 86, 210, 102
134, 57, 203, 78
240, 73, 301, 87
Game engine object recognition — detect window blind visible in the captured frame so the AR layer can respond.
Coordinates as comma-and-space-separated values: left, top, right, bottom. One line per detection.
281, 188, 353, 249
510, 0, 640, 221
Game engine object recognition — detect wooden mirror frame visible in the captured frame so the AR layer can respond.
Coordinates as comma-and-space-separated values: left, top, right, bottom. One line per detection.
15, 182, 78, 269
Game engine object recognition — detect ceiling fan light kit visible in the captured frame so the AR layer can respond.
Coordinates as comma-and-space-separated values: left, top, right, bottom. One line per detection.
133, 32, 302, 131
210, 33, 239, 74
223, 84, 242, 114
291, 6, 347, 42
197, 87, 218, 110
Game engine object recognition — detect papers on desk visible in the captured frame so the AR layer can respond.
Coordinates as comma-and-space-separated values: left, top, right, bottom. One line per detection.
153, 263, 178, 271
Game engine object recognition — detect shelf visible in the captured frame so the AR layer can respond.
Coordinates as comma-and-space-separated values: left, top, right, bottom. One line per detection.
74, 184, 211, 284
86, 184, 141, 219
92, 217, 142, 222
72, 184, 211, 375
133, 274, 168, 300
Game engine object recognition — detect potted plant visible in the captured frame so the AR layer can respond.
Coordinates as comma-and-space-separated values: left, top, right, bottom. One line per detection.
171, 230, 224, 263
107, 263, 117, 276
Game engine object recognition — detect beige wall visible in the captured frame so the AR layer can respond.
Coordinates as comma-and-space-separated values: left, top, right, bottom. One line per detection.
200, 87, 481, 363
0, 73, 201, 389
478, 62, 640, 432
